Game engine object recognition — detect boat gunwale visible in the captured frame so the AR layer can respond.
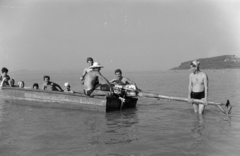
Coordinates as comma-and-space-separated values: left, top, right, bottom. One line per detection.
1, 87, 106, 100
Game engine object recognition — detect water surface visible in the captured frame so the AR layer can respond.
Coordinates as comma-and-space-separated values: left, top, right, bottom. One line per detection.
0, 70, 239, 156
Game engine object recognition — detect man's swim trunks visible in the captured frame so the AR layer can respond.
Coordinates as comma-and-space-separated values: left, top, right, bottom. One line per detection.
190, 91, 205, 100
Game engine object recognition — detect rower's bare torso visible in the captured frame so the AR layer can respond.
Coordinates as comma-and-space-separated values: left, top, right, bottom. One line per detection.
84, 71, 99, 90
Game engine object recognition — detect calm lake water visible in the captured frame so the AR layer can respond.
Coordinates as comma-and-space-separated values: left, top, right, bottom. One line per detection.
0, 69, 240, 156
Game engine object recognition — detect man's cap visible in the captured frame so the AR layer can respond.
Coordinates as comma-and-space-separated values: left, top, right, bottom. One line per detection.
190, 60, 200, 67
89, 62, 104, 69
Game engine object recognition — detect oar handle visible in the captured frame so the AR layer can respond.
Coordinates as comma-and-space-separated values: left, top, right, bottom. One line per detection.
113, 86, 232, 114
137, 92, 232, 114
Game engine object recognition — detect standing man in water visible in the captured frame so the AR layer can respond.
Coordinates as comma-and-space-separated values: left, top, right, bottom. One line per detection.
83, 62, 113, 96
188, 60, 208, 114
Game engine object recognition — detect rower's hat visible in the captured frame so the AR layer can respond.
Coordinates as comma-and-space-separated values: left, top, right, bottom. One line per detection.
89, 62, 104, 69
190, 60, 200, 67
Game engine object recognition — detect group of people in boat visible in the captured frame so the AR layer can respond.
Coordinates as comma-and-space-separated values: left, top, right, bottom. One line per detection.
0, 67, 75, 93
0, 57, 208, 114
0, 67, 39, 89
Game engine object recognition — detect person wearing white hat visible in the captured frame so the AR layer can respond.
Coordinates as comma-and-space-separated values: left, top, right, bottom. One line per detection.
83, 62, 113, 96
188, 60, 208, 114
64, 82, 75, 93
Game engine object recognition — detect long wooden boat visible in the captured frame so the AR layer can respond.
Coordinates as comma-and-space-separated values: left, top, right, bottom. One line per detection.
0, 87, 138, 112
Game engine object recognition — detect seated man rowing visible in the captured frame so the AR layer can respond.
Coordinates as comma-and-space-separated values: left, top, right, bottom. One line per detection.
110, 69, 141, 95
83, 62, 113, 97
42, 75, 63, 92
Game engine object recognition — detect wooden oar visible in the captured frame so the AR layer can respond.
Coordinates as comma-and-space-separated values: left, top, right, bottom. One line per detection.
112, 84, 232, 114
125, 91, 232, 115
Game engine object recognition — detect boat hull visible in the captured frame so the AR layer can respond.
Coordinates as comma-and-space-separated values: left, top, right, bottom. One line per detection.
0, 87, 138, 112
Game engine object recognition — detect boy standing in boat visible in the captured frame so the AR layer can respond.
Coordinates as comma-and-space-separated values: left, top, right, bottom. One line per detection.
188, 60, 208, 114
0, 67, 10, 88
42, 75, 63, 92
83, 62, 113, 96
80, 57, 94, 84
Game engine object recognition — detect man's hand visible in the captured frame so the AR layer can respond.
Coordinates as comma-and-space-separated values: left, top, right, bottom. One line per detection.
188, 98, 193, 104
203, 98, 208, 105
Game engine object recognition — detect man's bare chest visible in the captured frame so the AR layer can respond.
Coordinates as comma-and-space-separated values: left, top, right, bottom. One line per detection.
192, 75, 204, 84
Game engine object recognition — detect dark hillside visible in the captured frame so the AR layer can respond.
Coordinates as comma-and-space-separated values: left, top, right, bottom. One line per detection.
171, 55, 240, 70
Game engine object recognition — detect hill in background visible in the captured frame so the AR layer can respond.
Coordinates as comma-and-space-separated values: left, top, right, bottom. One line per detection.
171, 55, 240, 70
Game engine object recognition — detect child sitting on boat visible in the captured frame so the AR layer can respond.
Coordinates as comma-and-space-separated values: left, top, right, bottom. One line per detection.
64, 82, 75, 93
32, 83, 39, 89
18, 81, 25, 88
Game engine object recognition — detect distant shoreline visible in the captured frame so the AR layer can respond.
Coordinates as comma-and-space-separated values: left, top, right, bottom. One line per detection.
169, 68, 240, 72
171, 55, 240, 70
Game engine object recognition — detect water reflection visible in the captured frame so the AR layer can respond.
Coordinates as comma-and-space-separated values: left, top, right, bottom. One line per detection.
0, 102, 3, 123
191, 114, 205, 139
189, 114, 207, 155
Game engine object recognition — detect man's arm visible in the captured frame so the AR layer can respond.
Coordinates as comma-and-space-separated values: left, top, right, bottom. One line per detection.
55, 83, 64, 91
124, 77, 136, 85
80, 68, 88, 81
188, 74, 193, 102
124, 77, 141, 91
0, 77, 9, 89
109, 78, 117, 83
97, 72, 113, 92
203, 73, 208, 104
0, 77, 6, 89
42, 84, 46, 90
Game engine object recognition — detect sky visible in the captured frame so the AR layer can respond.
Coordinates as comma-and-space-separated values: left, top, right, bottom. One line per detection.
0, 0, 240, 72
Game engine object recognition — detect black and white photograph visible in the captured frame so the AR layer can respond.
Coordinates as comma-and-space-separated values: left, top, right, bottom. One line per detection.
0, 0, 239, 155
